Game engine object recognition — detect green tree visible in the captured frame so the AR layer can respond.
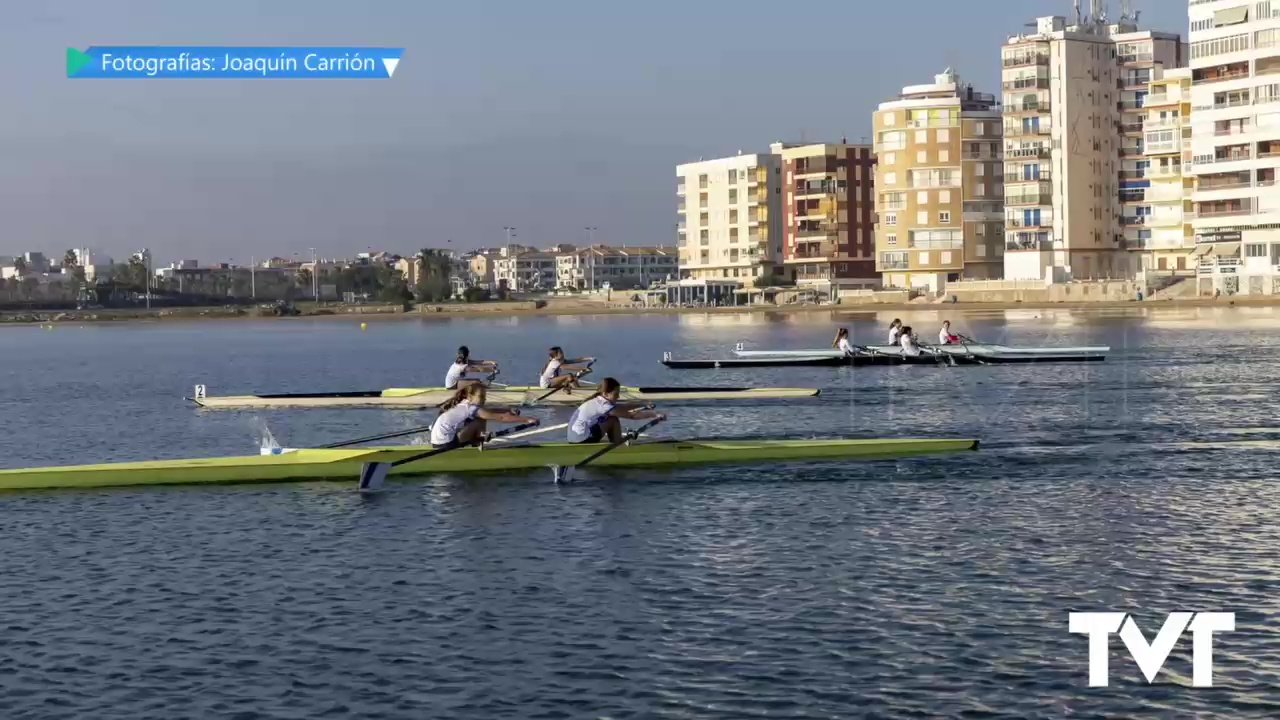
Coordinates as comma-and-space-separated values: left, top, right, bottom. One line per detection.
127, 255, 149, 288
63, 250, 85, 281
12, 256, 27, 275
414, 248, 453, 302
297, 268, 313, 297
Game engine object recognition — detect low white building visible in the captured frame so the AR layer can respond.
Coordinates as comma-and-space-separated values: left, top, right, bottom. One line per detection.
493, 251, 557, 292
557, 246, 677, 290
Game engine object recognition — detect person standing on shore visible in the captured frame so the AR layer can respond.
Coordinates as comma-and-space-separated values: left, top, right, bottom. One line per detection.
445, 346, 498, 390
539, 346, 595, 393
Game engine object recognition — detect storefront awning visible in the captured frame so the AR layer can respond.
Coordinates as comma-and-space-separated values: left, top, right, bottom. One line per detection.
1214, 242, 1242, 257
1192, 244, 1213, 257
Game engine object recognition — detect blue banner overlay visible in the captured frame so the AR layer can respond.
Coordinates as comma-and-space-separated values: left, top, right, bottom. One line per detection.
66, 46, 403, 79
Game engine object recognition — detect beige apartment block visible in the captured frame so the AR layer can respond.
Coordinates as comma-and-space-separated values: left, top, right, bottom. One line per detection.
873, 68, 1004, 293
556, 245, 678, 291
1001, 13, 1181, 283
1188, 0, 1280, 296
771, 141, 878, 289
1141, 66, 1195, 273
675, 153, 784, 285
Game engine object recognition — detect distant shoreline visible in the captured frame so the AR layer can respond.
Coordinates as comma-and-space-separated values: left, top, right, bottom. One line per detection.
2, 294, 1278, 326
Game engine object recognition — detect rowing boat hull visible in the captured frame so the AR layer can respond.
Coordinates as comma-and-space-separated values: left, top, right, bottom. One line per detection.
733, 344, 1111, 358
190, 386, 821, 409
0, 438, 978, 491
663, 351, 1106, 368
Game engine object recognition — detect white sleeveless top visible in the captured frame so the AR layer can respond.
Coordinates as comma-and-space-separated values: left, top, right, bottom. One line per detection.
539, 358, 563, 388
938, 328, 952, 345
444, 361, 468, 388
430, 400, 479, 446
568, 396, 614, 442
888, 326, 902, 345
836, 337, 855, 355
900, 334, 921, 357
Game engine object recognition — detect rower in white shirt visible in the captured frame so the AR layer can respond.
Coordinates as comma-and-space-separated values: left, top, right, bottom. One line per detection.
898, 326, 922, 357
831, 327, 858, 357
429, 385, 538, 449
888, 319, 904, 345
539, 346, 595, 393
938, 321, 961, 345
444, 345, 498, 389
566, 377, 664, 444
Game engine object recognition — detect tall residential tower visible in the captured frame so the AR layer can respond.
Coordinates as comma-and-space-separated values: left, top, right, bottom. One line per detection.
873, 69, 1005, 292
676, 153, 784, 284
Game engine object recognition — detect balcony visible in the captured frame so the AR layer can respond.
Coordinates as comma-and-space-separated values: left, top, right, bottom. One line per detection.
1006, 217, 1051, 229
1005, 100, 1045, 113
910, 237, 965, 250
1198, 257, 1242, 275
1006, 192, 1050, 206
1004, 125, 1051, 137
1194, 201, 1253, 218
1006, 146, 1051, 159
1006, 238, 1051, 251
795, 182, 840, 197
879, 253, 909, 270
1121, 216, 1148, 226
1193, 63, 1251, 86
1118, 170, 1148, 181
797, 227, 839, 239
1148, 164, 1182, 178
1003, 78, 1049, 91
1003, 54, 1049, 68
791, 240, 839, 260
676, 184, 686, 196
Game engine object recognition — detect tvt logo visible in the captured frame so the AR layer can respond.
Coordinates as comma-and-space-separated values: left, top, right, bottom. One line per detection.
1068, 612, 1235, 687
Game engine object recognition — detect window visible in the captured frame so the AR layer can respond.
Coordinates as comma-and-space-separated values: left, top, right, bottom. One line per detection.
1247, 243, 1267, 257
882, 192, 906, 210
940, 211, 952, 224
728, 169, 737, 184
728, 189, 738, 203
729, 209, 738, 223
700, 230, 709, 243
941, 251, 953, 265
975, 164, 984, 176
976, 244, 987, 257
976, 182, 985, 196
974, 122, 984, 135
730, 228, 739, 242
700, 212, 709, 226
939, 190, 951, 204
700, 192, 709, 207
915, 130, 928, 144
917, 211, 929, 224
885, 172, 897, 185
937, 128, 950, 143
879, 130, 907, 151
884, 213, 897, 226
918, 252, 930, 264
884, 152, 896, 165
883, 112, 896, 127
917, 150, 928, 163
886, 234, 898, 246
1191, 33, 1250, 59
939, 149, 950, 163
918, 191, 929, 204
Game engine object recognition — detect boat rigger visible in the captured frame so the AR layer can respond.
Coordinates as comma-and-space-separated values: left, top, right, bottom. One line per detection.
731, 342, 1111, 358
187, 384, 821, 409
0, 437, 979, 491
661, 346, 1107, 369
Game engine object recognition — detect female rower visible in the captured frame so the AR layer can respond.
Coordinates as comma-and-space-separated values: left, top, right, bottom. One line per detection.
567, 377, 664, 444
539, 346, 595, 393
938, 321, 961, 345
831, 327, 858, 357
898, 325, 922, 357
429, 385, 538, 449
444, 345, 498, 389
888, 319, 904, 345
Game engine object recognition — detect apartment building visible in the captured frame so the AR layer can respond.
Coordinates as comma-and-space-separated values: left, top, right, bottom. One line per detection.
1142, 67, 1196, 272
1188, 0, 1280, 295
676, 153, 784, 285
771, 141, 877, 289
493, 251, 557, 291
556, 246, 677, 290
873, 69, 1005, 292
1001, 14, 1181, 282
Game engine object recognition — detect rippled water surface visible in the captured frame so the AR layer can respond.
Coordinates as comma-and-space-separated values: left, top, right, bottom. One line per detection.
3, 307, 1280, 719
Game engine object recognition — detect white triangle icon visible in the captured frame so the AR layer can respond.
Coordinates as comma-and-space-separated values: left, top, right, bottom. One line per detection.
382, 58, 400, 78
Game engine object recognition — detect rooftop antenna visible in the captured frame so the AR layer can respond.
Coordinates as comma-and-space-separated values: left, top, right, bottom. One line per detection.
1119, 0, 1132, 21
1073, 0, 1082, 25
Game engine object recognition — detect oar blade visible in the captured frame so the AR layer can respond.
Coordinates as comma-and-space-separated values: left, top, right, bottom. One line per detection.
359, 462, 390, 492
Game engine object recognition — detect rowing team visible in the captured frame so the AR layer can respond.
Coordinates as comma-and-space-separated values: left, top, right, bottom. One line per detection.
445, 345, 596, 392
428, 378, 665, 450
831, 320, 968, 358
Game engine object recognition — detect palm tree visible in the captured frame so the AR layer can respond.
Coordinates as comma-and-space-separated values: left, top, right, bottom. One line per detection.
63, 249, 85, 281
415, 248, 452, 302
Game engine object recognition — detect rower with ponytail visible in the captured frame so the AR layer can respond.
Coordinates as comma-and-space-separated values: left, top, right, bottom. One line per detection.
429, 383, 538, 449
566, 377, 663, 444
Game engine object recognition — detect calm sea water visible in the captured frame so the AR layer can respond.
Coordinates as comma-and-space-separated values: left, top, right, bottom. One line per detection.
2, 307, 1280, 719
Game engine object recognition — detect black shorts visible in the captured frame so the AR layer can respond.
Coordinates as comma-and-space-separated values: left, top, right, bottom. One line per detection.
570, 424, 605, 444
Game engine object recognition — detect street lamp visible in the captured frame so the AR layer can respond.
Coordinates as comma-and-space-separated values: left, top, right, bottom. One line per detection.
503, 226, 517, 291
584, 226, 598, 291
309, 247, 318, 301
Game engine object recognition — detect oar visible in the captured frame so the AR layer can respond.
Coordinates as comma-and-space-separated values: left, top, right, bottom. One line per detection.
357, 418, 542, 492
550, 415, 667, 484
486, 422, 568, 444
322, 423, 437, 449
954, 335, 988, 366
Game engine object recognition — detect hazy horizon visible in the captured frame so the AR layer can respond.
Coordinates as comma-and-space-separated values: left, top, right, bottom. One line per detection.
2, 0, 1184, 266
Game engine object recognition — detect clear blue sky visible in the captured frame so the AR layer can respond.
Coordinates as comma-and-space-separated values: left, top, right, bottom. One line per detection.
0, 0, 1184, 265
